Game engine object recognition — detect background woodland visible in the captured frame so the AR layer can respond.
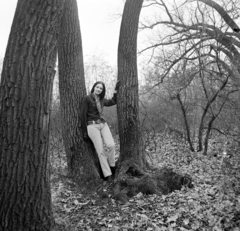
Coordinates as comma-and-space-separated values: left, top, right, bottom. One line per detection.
0, 0, 240, 230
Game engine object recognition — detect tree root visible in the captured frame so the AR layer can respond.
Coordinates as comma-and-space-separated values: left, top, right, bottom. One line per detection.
113, 161, 193, 203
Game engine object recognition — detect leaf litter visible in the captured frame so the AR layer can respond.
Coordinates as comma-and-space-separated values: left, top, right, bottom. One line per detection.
51, 134, 240, 231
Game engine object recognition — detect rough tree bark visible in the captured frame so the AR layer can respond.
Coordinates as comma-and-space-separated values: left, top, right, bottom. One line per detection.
0, 0, 65, 230
58, 0, 103, 187
117, 0, 145, 170
114, 0, 192, 202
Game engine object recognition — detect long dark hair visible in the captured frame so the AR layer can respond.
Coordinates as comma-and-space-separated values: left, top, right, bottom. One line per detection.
91, 81, 106, 100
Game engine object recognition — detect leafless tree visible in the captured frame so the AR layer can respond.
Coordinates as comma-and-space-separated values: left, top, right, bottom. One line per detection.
141, 0, 240, 82
139, 0, 240, 152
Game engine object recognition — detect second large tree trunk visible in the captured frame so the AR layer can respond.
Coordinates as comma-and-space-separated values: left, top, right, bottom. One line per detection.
58, 0, 103, 187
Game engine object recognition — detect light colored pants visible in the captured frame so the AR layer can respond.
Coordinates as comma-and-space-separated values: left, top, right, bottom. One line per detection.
87, 122, 115, 177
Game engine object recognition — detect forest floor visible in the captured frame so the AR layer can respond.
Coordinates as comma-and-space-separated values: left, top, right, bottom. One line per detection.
50, 134, 240, 231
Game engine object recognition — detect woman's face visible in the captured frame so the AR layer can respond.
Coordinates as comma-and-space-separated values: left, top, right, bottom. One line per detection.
93, 83, 103, 95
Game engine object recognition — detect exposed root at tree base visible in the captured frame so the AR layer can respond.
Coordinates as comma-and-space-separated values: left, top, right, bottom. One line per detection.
113, 161, 193, 203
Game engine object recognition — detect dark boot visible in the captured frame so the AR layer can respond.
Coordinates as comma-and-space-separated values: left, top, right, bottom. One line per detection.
110, 166, 116, 178
105, 175, 113, 183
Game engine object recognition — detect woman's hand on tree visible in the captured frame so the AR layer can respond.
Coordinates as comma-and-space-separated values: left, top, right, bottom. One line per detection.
114, 80, 121, 91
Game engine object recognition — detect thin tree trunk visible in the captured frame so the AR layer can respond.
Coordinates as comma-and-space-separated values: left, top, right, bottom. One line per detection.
203, 88, 230, 155
176, 93, 195, 152
58, 0, 102, 186
0, 0, 65, 230
198, 72, 229, 151
203, 115, 216, 155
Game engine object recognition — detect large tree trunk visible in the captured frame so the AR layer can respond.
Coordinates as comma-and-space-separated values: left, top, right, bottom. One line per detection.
114, 0, 193, 202
0, 0, 65, 230
115, 0, 145, 201
58, 0, 103, 187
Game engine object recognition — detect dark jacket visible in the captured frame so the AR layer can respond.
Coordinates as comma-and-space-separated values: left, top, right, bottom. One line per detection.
80, 93, 117, 134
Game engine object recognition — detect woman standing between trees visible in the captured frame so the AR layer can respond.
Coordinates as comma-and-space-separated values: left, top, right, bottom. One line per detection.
81, 81, 120, 182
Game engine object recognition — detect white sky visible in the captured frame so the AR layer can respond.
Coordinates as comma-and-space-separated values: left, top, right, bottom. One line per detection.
0, 0, 124, 65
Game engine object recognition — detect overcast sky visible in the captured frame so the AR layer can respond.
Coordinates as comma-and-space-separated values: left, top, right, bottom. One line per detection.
0, 0, 124, 64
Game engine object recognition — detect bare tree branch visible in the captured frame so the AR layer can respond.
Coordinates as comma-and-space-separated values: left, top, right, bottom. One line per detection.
192, 0, 240, 34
